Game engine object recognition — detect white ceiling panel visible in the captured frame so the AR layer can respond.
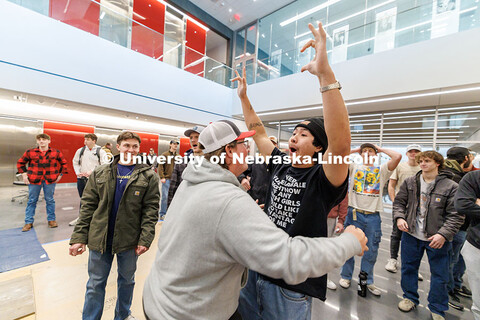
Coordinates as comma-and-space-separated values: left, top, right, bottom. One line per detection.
190, 0, 296, 30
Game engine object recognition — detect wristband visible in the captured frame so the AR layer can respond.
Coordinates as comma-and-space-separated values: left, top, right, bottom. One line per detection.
320, 81, 342, 93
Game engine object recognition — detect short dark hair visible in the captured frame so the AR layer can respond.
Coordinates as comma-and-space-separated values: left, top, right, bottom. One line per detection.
84, 133, 98, 142
200, 140, 238, 170
416, 151, 444, 170
36, 133, 51, 140
360, 143, 378, 154
117, 131, 141, 144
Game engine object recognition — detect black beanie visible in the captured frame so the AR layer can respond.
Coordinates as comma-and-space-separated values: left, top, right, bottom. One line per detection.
294, 117, 328, 152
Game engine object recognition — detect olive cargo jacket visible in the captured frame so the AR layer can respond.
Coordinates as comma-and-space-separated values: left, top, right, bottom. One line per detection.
70, 156, 160, 253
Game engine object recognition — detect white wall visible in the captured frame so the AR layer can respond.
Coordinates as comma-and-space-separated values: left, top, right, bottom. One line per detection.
234, 27, 480, 114
0, 0, 234, 126
2, 0, 479, 129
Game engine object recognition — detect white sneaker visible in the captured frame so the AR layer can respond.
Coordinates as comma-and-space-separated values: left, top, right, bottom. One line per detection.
385, 258, 398, 273
339, 278, 351, 289
367, 284, 382, 296
69, 217, 78, 226
124, 315, 137, 320
327, 280, 337, 290
398, 298, 416, 312
418, 273, 424, 281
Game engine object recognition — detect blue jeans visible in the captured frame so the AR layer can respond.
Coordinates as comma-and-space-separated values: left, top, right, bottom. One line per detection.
25, 181, 56, 224
160, 179, 170, 216
448, 230, 467, 292
238, 270, 312, 320
83, 249, 138, 320
401, 232, 450, 317
340, 207, 382, 285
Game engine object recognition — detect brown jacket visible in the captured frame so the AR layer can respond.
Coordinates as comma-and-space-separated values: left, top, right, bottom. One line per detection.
158, 150, 176, 179
393, 171, 464, 241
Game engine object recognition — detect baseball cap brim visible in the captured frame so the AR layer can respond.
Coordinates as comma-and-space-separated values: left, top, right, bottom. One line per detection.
236, 130, 256, 140
184, 129, 198, 137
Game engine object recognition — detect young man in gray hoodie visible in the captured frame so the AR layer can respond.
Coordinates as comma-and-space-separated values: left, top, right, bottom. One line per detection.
142, 120, 368, 320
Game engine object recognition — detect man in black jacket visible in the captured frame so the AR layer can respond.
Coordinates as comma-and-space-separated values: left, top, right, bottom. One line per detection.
394, 151, 464, 320
238, 136, 277, 205
455, 170, 480, 320
444, 146, 472, 310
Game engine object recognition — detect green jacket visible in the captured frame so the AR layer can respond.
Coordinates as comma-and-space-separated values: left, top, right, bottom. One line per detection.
70, 157, 160, 254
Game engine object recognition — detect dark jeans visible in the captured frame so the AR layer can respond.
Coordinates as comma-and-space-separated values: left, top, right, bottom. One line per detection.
401, 232, 451, 317
448, 230, 467, 292
77, 177, 88, 198
390, 212, 402, 259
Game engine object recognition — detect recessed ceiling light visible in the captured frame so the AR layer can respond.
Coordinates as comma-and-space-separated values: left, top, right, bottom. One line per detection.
229, 8, 232, 13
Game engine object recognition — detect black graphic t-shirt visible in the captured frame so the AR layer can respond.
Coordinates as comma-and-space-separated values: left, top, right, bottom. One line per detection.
262, 148, 348, 300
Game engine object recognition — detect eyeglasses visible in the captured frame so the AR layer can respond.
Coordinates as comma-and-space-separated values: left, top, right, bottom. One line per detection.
237, 140, 249, 148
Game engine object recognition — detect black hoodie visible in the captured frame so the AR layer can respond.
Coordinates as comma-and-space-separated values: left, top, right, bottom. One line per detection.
455, 170, 480, 250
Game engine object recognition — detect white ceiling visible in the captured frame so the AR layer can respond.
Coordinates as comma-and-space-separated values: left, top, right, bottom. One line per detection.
190, 0, 296, 30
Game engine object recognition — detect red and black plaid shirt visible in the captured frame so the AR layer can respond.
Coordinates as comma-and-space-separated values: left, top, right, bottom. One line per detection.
17, 147, 68, 185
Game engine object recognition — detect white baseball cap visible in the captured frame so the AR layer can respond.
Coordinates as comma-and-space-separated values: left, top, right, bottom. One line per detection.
406, 144, 422, 152
199, 120, 255, 153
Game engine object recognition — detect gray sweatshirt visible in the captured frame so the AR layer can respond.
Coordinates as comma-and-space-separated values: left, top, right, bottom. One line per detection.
143, 158, 361, 320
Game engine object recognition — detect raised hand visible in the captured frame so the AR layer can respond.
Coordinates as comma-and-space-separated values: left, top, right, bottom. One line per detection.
231, 67, 247, 99
300, 22, 333, 77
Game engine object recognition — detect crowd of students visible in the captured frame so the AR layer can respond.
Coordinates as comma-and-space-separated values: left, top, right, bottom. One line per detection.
15, 22, 480, 320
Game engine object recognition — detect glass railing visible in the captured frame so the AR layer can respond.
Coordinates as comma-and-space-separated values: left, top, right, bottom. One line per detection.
254, 0, 480, 83
8, 0, 234, 87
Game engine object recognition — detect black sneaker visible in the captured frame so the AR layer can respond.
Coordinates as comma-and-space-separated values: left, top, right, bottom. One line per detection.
448, 292, 464, 311
457, 286, 472, 298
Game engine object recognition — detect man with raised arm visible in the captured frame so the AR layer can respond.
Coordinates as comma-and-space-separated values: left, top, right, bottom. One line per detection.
233, 23, 353, 320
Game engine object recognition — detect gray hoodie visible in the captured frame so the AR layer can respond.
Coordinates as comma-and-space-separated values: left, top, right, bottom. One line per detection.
143, 158, 361, 320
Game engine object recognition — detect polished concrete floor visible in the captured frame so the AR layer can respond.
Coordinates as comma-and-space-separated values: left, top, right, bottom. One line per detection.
0, 185, 474, 320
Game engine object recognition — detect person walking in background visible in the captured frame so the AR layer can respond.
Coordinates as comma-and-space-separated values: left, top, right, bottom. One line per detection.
394, 151, 463, 320
69, 131, 159, 320
385, 144, 422, 274
17, 133, 68, 232
69, 133, 107, 226
158, 140, 178, 220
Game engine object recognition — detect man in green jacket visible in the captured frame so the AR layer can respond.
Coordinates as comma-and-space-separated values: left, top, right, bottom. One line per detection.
69, 131, 160, 320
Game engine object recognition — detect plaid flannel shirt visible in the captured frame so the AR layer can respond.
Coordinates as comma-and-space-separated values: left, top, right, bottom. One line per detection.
17, 147, 68, 185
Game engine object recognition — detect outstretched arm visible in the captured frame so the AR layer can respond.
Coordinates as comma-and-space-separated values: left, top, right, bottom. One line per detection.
232, 68, 275, 157
301, 23, 350, 187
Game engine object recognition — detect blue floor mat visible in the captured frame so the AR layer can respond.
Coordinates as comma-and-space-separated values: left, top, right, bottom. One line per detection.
0, 227, 50, 273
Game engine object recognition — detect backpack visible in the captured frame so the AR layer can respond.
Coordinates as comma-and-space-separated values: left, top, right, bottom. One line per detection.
78, 146, 101, 165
